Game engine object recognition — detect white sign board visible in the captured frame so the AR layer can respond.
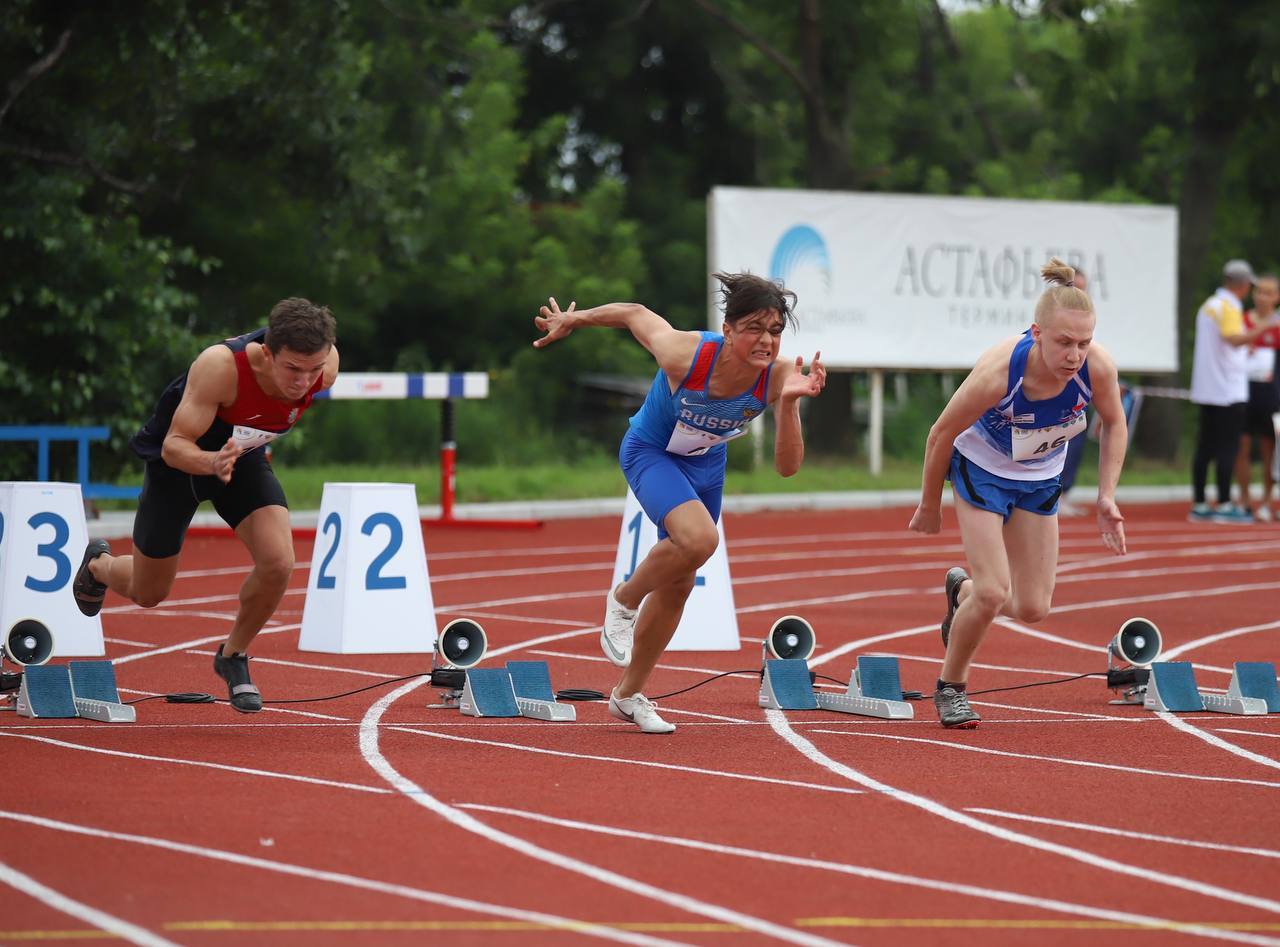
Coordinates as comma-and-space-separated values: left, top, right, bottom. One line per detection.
708, 187, 1178, 371
607, 490, 739, 651
0, 482, 105, 656
299, 483, 436, 654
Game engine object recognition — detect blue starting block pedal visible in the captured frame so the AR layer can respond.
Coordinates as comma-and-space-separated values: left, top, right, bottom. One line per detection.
815, 655, 915, 720
506, 661, 575, 722
1226, 662, 1280, 713
69, 661, 135, 723
16, 665, 78, 719
458, 668, 521, 718
758, 659, 819, 710
1145, 662, 1266, 715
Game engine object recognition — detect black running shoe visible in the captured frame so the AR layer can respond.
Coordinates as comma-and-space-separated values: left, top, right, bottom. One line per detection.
213, 645, 263, 713
940, 566, 969, 648
72, 539, 111, 617
934, 686, 981, 729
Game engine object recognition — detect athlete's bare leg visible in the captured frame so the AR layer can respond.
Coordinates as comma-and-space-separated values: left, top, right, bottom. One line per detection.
616, 500, 717, 696
941, 497, 1010, 684
89, 549, 180, 609
224, 505, 295, 654
945, 503, 1059, 683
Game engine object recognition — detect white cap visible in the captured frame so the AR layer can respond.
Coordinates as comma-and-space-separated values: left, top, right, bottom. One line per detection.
1223, 259, 1257, 284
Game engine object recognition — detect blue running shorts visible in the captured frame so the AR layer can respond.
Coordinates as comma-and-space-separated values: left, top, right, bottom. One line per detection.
619, 429, 726, 539
948, 450, 1062, 522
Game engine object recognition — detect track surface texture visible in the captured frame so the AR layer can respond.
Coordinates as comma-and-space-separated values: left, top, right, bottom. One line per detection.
3, 502, 1279, 946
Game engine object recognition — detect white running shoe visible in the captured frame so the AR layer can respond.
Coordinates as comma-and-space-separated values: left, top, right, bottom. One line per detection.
609, 690, 676, 734
601, 586, 637, 667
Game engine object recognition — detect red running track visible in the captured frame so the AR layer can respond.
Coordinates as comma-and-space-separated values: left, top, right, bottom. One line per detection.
3, 502, 1279, 946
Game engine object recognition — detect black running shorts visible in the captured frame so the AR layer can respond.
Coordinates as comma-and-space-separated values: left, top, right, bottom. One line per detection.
132, 453, 288, 559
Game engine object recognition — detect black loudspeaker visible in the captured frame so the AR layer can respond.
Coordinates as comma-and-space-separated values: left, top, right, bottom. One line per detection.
436, 619, 487, 670
4, 619, 55, 667
1109, 618, 1162, 668
764, 616, 816, 662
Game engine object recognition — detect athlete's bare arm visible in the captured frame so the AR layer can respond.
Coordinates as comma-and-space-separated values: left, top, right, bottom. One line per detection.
909, 338, 1016, 534
770, 352, 826, 477
533, 297, 701, 386
1083, 343, 1127, 555
162, 346, 240, 482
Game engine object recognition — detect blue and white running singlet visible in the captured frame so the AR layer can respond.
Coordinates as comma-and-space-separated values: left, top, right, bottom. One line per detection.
953, 329, 1092, 480
628, 331, 771, 456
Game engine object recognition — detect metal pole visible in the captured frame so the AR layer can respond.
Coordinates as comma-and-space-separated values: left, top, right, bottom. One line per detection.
869, 369, 884, 476
439, 398, 456, 522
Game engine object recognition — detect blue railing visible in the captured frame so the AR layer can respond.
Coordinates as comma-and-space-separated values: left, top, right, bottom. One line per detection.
0, 426, 140, 500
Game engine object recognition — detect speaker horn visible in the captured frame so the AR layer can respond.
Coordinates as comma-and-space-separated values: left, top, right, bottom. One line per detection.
436, 619, 487, 671
1109, 617, 1161, 668
1106, 617, 1162, 705
764, 616, 816, 663
4, 619, 55, 667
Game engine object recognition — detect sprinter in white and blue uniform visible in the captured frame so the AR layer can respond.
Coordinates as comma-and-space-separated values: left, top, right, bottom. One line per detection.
909, 259, 1130, 729
533, 273, 826, 733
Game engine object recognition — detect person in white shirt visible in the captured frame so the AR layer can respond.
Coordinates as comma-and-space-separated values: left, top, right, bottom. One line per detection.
1188, 260, 1280, 523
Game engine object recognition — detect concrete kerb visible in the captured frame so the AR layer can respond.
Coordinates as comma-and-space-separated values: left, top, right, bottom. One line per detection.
85, 484, 1196, 542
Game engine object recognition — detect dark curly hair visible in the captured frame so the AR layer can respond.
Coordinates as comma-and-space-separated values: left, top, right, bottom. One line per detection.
264, 298, 337, 354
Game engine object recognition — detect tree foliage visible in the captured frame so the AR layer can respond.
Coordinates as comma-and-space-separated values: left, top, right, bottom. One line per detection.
3, 0, 1278, 471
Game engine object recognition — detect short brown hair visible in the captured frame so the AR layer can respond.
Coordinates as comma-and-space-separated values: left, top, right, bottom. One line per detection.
712, 271, 798, 331
264, 298, 336, 354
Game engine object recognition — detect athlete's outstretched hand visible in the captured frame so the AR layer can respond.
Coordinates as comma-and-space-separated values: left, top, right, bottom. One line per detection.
212, 437, 240, 484
1097, 496, 1127, 555
533, 297, 577, 348
781, 351, 826, 401
908, 504, 942, 535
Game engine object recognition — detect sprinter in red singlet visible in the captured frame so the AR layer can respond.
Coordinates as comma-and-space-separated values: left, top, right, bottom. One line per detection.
70, 299, 339, 712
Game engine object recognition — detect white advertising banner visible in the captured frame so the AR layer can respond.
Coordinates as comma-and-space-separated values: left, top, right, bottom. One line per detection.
708, 187, 1178, 371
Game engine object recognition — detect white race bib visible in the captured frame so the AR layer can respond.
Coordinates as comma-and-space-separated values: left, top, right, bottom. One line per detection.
232, 425, 285, 453
665, 420, 747, 457
1010, 412, 1087, 462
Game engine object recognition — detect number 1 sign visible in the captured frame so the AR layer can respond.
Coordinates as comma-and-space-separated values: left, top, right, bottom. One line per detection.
606, 489, 740, 652
299, 483, 436, 654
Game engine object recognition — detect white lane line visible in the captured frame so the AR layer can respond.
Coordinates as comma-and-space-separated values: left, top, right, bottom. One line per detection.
104, 637, 155, 648
111, 624, 297, 665
966, 808, 1280, 860
1160, 619, 1280, 661
0, 732, 392, 795
182, 649, 405, 680
458, 803, 1280, 946
768, 709, 1280, 924
0, 811, 685, 947
969, 700, 1120, 720
808, 624, 937, 668
361, 681, 853, 947
390, 726, 862, 796
1156, 713, 1280, 772
1057, 539, 1280, 573
1051, 582, 1280, 615
459, 611, 597, 629
0, 860, 180, 947
809, 728, 1280, 790
994, 620, 1232, 676
1216, 729, 1280, 740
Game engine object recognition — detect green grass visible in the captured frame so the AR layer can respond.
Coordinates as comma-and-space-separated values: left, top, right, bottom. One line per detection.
92, 452, 1194, 510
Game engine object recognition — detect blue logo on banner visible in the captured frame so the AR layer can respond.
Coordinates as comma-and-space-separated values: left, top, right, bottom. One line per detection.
769, 224, 831, 290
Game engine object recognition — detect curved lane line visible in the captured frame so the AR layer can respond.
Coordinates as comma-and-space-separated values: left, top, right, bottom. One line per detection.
0, 811, 686, 947
767, 709, 1280, 924
0, 860, 180, 947
360, 679, 852, 947
459, 802, 1280, 943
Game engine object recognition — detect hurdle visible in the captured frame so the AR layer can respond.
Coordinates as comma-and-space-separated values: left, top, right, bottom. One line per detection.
313, 372, 541, 530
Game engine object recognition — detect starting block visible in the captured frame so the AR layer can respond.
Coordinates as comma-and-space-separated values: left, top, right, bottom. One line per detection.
69, 660, 135, 723
1227, 662, 1280, 713
16, 661, 135, 721
760, 655, 915, 719
815, 655, 914, 720
458, 668, 521, 718
506, 661, 575, 722
1144, 662, 1266, 715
